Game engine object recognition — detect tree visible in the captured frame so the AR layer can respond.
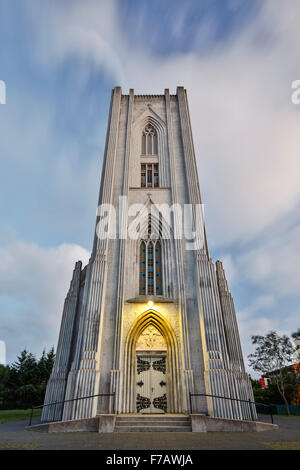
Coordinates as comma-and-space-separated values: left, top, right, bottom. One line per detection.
0, 348, 55, 410
36, 347, 55, 403
0, 364, 10, 408
249, 376, 266, 403
8, 350, 39, 408
291, 328, 300, 341
292, 328, 300, 363
248, 331, 296, 414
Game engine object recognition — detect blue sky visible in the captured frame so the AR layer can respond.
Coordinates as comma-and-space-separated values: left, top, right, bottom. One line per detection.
0, 0, 299, 373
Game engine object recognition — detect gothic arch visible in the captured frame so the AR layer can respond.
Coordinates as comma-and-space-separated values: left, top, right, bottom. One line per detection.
142, 123, 157, 155
132, 110, 170, 187
127, 197, 176, 300
129, 196, 174, 241
121, 309, 182, 413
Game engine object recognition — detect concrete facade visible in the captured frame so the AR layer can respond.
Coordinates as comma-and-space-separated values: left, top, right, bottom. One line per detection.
42, 87, 255, 424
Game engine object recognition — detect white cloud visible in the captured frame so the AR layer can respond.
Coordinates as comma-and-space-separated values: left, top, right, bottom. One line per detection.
218, 254, 237, 284
24, 0, 300, 246
15, 0, 300, 368
25, 0, 125, 83
237, 295, 277, 373
238, 297, 299, 374
0, 238, 90, 362
237, 223, 300, 295
239, 295, 276, 320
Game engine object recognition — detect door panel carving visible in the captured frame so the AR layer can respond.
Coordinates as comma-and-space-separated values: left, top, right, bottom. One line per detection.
136, 355, 167, 413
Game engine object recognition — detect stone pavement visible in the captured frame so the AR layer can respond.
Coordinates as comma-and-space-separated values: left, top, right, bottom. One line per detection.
0, 415, 299, 450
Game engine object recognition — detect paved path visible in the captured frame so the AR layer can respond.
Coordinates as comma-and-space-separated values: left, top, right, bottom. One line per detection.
0, 418, 40, 433
0, 415, 299, 450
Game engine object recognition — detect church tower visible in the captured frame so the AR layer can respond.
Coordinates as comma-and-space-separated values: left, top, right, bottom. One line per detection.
42, 87, 255, 422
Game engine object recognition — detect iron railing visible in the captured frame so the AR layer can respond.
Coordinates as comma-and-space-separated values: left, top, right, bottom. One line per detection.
189, 393, 274, 424
28, 392, 116, 426
254, 402, 274, 423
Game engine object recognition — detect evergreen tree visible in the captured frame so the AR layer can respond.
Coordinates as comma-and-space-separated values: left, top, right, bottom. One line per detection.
0, 348, 55, 410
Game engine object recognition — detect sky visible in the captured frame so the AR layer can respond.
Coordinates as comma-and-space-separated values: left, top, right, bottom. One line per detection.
0, 0, 299, 374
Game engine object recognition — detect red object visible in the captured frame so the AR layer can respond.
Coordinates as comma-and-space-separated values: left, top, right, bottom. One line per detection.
259, 378, 265, 388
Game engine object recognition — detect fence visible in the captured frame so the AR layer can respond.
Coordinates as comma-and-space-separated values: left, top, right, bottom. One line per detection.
272, 404, 300, 415
28, 392, 115, 426
189, 393, 274, 424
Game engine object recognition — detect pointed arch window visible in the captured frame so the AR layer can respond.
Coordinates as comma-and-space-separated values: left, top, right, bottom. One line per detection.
142, 124, 158, 155
139, 242, 147, 295
155, 241, 162, 295
139, 215, 163, 296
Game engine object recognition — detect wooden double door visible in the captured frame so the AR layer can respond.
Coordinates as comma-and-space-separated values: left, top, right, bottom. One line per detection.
136, 355, 167, 413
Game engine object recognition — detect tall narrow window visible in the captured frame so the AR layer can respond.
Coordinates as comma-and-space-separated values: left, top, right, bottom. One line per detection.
141, 164, 146, 188
147, 166, 152, 187
155, 242, 162, 295
148, 242, 154, 295
141, 163, 159, 188
142, 124, 157, 155
139, 239, 163, 296
139, 242, 146, 295
154, 164, 159, 188
142, 133, 147, 155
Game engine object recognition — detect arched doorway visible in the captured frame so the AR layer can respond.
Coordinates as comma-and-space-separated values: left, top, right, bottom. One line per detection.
136, 325, 167, 413
121, 310, 182, 414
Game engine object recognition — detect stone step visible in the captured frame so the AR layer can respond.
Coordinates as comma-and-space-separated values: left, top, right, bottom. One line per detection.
115, 417, 190, 423
114, 425, 192, 433
114, 415, 192, 432
116, 420, 190, 426
116, 416, 190, 420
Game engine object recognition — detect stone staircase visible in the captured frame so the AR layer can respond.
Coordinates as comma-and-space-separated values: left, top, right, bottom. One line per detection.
114, 414, 192, 432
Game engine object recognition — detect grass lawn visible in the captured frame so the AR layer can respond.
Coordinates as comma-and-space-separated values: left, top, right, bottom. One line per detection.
275, 414, 300, 418
0, 408, 42, 424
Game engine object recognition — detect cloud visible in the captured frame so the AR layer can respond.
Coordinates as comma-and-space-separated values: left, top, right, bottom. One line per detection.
239, 295, 276, 320
24, 0, 300, 245
237, 295, 277, 373
237, 294, 299, 374
0, 238, 90, 363
237, 223, 300, 295
0, 83, 103, 249
25, 0, 125, 83
8, 0, 300, 370
218, 254, 237, 284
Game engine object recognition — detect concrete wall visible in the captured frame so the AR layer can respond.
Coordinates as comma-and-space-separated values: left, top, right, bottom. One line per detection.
191, 414, 278, 433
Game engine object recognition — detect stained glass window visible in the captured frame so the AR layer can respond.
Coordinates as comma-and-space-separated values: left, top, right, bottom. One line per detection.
148, 214, 151, 237
141, 163, 159, 188
155, 241, 162, 295
147, 166, 152, 186
154, 164, 159, 188
139, 239, 163, 296
148, 242, 154, 295
139, 241, 146, 295
141, 164, 146, 188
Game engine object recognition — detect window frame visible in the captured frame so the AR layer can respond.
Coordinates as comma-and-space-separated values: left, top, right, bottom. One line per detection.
141, 163, 159, 188
141, 124, 158, 156
139, 238, 163, 296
